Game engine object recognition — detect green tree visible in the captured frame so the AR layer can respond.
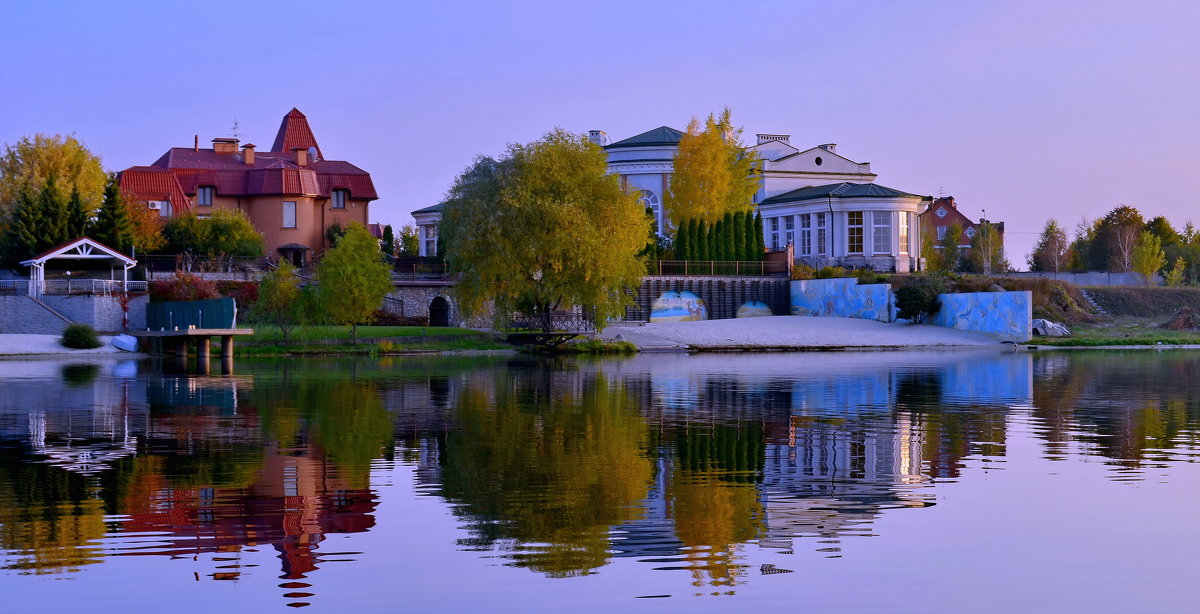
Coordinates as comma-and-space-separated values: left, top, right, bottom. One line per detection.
753, 211, 765, 259
0, 134, 105, 223
37, 175, 68, 248
381, 224, 395, 258
164, 209, 263, 259
1093, 205, 1144, 272
722, 211, 736, 260
441, 129, 650, 332
1131, 231, 1166, 285
966, 221, 1008, 274
697, 219, 710, 261
397, 223, 419, 257
675, 218, 691, 261
1028, 218, 1068, 273
316, 222, 393, 343
1164, 257, 1187, 287
938, 223, 964, 272
712, 216, 725, 261
1067, 217, 1098, 272
1, 183, 42, 266
1144, 216, 1181, 247
65, 186, 90, 240
254, 260, 302, 340
93, 173, 134, 254
324, 222, 346, 249
664, 108, 759, 225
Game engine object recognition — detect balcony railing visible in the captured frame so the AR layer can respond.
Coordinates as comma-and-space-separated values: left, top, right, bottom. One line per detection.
647, 259, 788, 277
0, 279, 148, 296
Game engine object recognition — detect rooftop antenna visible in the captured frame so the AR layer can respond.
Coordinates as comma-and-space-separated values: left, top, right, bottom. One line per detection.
231, 117, 241, 140
938, 186, 944, 198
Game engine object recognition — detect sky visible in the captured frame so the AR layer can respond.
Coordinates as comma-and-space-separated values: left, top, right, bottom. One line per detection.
1, 0, 1197, 268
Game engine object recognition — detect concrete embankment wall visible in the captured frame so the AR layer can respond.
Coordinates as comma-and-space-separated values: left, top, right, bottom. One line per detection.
790, 279, 894, 322
0, 294, 148, 334
930, 291, 1032, 343
1004, 271, 1158, 287
786, 278, 1031, 342
635, 277, 791, 321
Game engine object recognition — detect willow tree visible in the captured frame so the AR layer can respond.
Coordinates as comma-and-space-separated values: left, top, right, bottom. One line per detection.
442, 128, 650, 332
664, 108, 759, 226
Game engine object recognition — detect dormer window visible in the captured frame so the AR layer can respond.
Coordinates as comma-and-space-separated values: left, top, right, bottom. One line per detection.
332, 189, 347, 209
197, 186, 214, 207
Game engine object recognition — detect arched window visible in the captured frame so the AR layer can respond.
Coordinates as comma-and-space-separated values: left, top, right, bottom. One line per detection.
638, 190, 661, 231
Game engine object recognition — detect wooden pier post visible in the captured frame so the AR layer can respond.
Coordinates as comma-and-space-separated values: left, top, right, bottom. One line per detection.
221, 335, 234, 360
197, 337, 211, 363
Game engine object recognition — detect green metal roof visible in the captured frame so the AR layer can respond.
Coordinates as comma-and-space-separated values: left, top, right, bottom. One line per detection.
759, 182, 927, 205
605, 126, 684, 149
412, 202, 444, 214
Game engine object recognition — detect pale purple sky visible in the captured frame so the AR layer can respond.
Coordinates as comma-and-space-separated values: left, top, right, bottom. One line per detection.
2, 0, 1196, 267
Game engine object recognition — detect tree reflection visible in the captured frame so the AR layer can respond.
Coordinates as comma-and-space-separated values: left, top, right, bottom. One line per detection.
436, 368, 653, 577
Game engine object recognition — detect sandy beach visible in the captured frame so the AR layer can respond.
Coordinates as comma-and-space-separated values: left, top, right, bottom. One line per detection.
600, 315, 1002, 351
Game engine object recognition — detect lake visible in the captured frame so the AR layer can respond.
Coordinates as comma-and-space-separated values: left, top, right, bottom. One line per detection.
2, 349, 1199, 613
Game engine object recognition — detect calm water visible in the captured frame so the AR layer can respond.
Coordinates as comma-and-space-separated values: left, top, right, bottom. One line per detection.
2, 350, 1200, 612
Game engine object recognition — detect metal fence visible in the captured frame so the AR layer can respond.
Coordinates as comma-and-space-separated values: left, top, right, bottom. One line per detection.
147, 297, 237, 331
647, 259, 788, 277
0, 279, 147, 296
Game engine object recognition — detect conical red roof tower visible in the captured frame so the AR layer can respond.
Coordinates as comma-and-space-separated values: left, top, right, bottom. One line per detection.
271, 108, 323, 160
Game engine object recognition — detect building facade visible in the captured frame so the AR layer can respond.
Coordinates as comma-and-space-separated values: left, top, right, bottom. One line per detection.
415, 125, 931, 271
918, 196, 1005, 251
120, 108, 378, 266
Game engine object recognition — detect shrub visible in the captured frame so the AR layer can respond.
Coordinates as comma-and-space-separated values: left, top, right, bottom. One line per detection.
854, 267, 888, 285
894, 275, 950, 322
60, 324, 102, 349
215, 280, 259, 307
150, 272, 219, 303
369, 310, 429, 326
816, 266, 848, 279
791, 263, 815, 280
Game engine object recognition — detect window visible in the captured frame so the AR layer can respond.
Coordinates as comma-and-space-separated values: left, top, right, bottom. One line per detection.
785, 216, 795, 247
816, 213, 827, 255
197, 186, 213, 207
800, 214, 812, 256
282, 201, 296, 228
872, 211, 891, 254
898, 213, 909, 254
847, 211, 864, 254
965, 226, 977, 239
422, 224, 438, 257
937, 226, 947, 241
332, 189, 347, 209
770, 217, 780, 249
637, 190, 660, 232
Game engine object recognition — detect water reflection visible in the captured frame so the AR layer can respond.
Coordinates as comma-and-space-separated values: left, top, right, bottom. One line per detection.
4, 349, 1200, 605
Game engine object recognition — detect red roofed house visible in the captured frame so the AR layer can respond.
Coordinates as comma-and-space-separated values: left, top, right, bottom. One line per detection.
119, 108, 378, 267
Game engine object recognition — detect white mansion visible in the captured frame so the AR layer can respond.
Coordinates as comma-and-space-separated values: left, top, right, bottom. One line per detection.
414, 126, 931, 272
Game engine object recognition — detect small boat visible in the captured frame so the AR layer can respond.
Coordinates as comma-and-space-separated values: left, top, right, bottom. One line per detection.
111, 334, 139, 352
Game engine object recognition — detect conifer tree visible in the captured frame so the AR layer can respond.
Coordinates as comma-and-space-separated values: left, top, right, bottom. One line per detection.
38, 175, 68, 247
66, 186, 90, 240
753, 212, 765, 259
729, 211, 739, 261
676, 219, 690, 261
697, 220, 710, 261
712, 217, 725, 261
2, 183, 43, 267
381, 224, 395, 258
93, 173, 134, 254
688, 219, 699, 260
723, 211, 736, 261
743, 211, 758, 260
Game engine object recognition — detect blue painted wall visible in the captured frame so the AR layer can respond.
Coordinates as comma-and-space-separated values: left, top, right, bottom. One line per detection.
930, 291, 1032, 342
650, 290, 708, 323
789, 279, 893, 322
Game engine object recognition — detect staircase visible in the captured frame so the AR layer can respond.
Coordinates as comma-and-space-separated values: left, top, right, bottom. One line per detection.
1077, 288, 1108, 316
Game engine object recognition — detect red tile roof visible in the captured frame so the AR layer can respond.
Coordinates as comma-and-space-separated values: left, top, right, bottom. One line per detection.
118, 166, 193, 214
271, 108, 322, 159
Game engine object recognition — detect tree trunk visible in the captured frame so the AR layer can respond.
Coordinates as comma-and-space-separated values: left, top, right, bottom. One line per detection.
352, 323, 358, 345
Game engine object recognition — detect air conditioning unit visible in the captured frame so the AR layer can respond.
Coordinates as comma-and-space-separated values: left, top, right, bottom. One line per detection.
147, 202, 162, 210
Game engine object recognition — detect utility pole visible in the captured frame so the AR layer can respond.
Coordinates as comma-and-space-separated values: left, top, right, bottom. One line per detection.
981, 209, 992, 276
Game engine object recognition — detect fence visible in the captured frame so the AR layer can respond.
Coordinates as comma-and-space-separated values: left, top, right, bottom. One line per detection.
648, 259, 788, 277
143, 254, 270, 276
394, 258, 449, 280
146, 297, 237, 331
0, 279, 147, 296
502, 310, 596, 333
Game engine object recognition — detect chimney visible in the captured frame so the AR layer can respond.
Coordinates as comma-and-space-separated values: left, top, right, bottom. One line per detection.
194, 135, 199, 151
292, 147, 307, 167
756, 134, 791, 146
242, 143, 255, 166
818, 143, 837, 153
212, 137, 239, 154
587, 130, 608, 146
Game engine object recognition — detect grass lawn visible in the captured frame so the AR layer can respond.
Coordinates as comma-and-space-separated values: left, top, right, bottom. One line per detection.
236, 337, 511, 356
249, 325, 484, 342
1033, 317, 1200, 346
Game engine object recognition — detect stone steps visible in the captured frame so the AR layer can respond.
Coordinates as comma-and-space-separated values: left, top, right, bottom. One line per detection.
1078, 288, 1108, 315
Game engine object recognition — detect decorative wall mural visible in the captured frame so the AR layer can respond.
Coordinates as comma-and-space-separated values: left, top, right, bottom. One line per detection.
736, 300, 773, 318
650, 290, 708, 323
931, 291, 1032, 342
789, 279, 893, 322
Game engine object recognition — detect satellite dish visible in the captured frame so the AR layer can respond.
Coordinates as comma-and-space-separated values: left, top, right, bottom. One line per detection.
308, 146, 319, 162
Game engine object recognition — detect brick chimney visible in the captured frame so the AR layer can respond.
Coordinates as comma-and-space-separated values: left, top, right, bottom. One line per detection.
212, 137, 239, 154
242, 143, 255, 166
194, 135, 199, 151
292, 147, 307, 167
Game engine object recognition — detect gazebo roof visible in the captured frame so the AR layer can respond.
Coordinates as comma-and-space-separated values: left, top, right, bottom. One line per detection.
20, 237, 138, 267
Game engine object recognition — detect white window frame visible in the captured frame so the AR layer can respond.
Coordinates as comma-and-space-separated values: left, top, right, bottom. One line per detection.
283, 201, 297, 228
899, 213, 910, 254
872, 211, 891, 255
770, 217, 780, 249
816, 213, 827, 255
800, 214, 812, 256
784, 216, 795, 247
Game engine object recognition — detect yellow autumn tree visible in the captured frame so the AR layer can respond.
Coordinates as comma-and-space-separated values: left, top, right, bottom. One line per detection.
664, 108, 759, 227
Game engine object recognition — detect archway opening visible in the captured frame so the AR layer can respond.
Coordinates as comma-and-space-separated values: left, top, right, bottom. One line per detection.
429, 296, 450, 327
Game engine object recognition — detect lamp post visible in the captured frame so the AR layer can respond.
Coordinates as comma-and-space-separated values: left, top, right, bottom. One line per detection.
981, 209, 992, 276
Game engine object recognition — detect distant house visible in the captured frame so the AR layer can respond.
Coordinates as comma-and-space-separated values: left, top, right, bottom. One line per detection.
919, 196, 1005, 252
119, 108, 378, 267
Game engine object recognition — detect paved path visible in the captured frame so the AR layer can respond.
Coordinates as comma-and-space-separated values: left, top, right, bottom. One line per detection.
0, 334, 124, 356
601, 316, 1000, 350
